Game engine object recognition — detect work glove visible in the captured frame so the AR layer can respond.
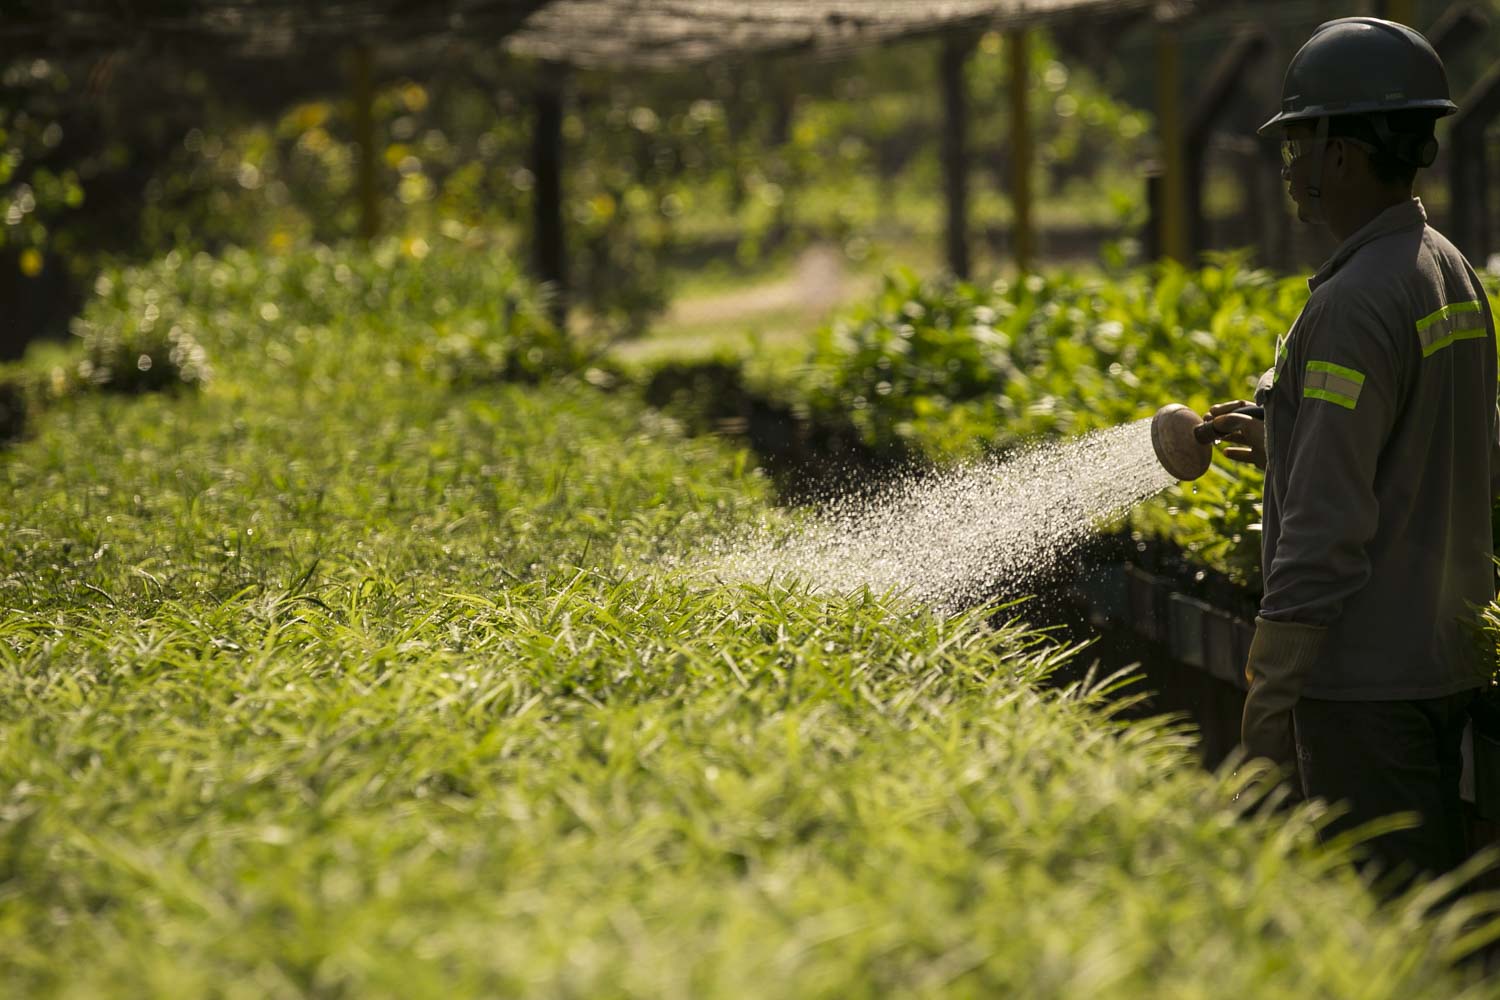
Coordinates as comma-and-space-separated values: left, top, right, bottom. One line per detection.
1241, 616, 1327, 773
1207, 398, 1267, 470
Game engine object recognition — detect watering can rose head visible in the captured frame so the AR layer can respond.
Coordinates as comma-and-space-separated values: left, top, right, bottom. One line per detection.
1151, 402, 1265, 481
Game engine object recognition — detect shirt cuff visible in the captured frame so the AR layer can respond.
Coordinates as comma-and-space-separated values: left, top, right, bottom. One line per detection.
1245, 616, 1328, 695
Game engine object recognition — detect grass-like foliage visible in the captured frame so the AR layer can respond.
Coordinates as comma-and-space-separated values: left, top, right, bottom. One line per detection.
7, 237, 579, 413
1, 246, 1497, 996
795, 256, 1306, 459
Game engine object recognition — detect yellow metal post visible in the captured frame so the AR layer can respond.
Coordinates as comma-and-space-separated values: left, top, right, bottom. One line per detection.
1384, 0, 1417, 25
351, 44, 379, 242
1008, 29, 1033, 274
1154, 26, 1186, 262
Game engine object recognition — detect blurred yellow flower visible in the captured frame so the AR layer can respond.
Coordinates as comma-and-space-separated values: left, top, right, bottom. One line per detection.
290, 102, 330, 132
589, 193, 616, 222
298, 127, 331, 154
402, 84, 429, 113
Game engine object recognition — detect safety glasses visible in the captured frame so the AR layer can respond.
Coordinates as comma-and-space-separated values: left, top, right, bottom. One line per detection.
1280, 139, 1319, 169
1280, 136, 1376, 168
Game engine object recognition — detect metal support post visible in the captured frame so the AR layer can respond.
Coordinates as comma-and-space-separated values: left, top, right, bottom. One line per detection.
532, 68, 567, 330
1184, 31, 1269, 256
1449, 64, 1500, 263
1008, 29, 1034, 274
350, 44, 379, 242
939, 34, 976, 279
1154, 25, 1187, 262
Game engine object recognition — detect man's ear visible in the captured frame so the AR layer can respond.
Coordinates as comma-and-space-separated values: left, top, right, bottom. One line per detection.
1322, 138, 1357, 182
1328, 138, 1348, 173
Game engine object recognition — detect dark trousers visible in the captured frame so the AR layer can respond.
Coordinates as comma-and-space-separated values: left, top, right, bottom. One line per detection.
1293, 691, 1476, 890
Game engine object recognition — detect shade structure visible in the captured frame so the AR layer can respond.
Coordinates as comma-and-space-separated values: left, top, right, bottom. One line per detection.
505, 0, 1164, 71
0, 1, 549, 58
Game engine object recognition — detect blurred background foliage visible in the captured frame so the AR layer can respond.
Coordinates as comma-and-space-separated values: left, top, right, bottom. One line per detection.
0, 27, 1153, 354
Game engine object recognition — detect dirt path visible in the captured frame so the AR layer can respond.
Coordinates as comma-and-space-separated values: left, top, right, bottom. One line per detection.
666, 244, 851, 326
615, 244, 875, 364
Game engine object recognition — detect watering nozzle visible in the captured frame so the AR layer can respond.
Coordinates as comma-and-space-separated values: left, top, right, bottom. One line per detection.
1150, 403, 1264, 481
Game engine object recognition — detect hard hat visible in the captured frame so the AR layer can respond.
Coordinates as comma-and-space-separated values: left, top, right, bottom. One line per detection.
1258, 17, 1457, 137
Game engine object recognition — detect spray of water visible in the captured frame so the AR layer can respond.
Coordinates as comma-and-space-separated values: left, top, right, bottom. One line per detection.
703, 418, 1176, 613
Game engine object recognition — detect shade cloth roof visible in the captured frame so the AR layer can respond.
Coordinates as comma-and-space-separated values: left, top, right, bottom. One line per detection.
1, 1, 548, 57
7, 0, 1178, 65
506, 0, 1169, 70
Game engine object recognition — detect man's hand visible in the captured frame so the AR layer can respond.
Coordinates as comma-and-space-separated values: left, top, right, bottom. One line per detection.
1206, 399, 1267, 469
1242, 672, 1299, 769
1240, 617, 1326, 790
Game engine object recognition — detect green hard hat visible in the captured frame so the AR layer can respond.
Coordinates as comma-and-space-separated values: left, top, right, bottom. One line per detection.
1258, 17, 1458, 136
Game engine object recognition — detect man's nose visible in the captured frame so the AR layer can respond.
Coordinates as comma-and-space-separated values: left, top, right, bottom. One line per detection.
1281, 162, 1292, 182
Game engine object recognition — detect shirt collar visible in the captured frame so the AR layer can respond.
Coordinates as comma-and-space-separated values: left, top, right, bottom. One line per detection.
1308, 197, 1427, 291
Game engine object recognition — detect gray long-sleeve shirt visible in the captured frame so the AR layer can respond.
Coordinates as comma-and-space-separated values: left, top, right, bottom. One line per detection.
1255, 198, 1498, 700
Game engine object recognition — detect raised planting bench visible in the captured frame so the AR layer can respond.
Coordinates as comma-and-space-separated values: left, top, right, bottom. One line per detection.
1064, 537, 1500, 834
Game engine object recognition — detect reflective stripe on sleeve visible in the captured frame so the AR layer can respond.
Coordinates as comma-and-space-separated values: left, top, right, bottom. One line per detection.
1303, 360, 1364, 410
1415, 300, 1487, 357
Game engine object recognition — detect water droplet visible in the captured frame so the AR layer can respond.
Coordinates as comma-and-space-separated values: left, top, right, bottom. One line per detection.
702, 418, 1173, 612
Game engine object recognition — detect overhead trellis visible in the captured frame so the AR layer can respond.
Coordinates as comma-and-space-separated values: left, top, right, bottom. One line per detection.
505, 0, 1165, 71
502, 0, 1184, 294
0, 1, 549, 58
1, 0, 1208, 321
4, 0, 1179, 65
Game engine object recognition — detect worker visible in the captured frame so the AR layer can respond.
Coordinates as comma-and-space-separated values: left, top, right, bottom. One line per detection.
1208, 17, 1499, 888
